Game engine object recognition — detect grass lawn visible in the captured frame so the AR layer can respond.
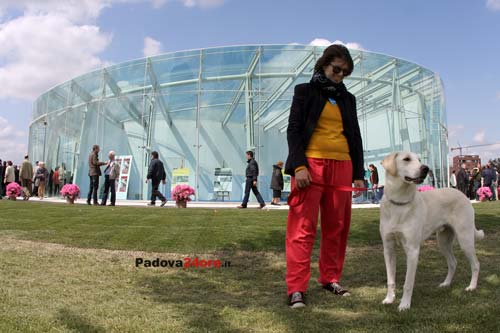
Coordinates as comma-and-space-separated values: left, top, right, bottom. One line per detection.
0, 200, 499, 332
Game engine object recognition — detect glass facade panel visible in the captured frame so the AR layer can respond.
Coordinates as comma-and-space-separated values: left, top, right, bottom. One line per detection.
29, 45, 448, 201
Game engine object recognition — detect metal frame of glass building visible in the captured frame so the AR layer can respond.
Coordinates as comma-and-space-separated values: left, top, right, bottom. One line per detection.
29, 44, 448, 201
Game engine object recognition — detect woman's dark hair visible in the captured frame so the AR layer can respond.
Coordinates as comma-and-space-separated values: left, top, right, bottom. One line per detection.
246, 150, 254, 158
314, 44, 354, 74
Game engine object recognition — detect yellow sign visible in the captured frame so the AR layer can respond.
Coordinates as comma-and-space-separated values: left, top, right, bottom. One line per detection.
171, 167, 190, 190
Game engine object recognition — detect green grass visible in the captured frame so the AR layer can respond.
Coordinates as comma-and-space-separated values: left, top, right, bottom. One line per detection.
0, 200, 499, 332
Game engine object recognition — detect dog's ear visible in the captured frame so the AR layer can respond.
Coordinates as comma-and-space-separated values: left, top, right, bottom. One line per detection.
381, 152, 398, 177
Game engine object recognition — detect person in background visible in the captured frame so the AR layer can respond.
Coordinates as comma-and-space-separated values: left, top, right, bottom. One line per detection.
35, 162, 49, 200
4, 161, 15, 189
450, 170, 457, 188
270, 160, 284, 205
471, 166, 482, 201
493, 166, 498, 201
368, 164, 380, 203
32, 161, 39, 196
284, 44, 364, 308
53, 167, 60, 197
14, 165, 20, 185
237, 150, 266, 209
59, 163, 66, 188
0, 159, 3, 199
87, 145, 108, 205
496, 169, 500, 201
48, 168, 54, 197
465, 168, 475, 199
482, 163, 497, 201
457, 163, 468, 196
146, 151, 167, 207
101, 151, 120, 206
19, 155, 34, 200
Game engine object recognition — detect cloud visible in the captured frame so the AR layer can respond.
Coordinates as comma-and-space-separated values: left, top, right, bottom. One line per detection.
143, 36, 163, 57
496, 91, 500, 100
472, 144, 500, 161
0, 0, 228, 101
486, 0, 500, 11
0, 0, 114, 23
180, 0, 225, 8
309, 38, 365, 50
447, 124, 465, 144
151, 0, 168, 8
473, 130, 486, 143
0, 116, 28, 163
0, 14, 112, 100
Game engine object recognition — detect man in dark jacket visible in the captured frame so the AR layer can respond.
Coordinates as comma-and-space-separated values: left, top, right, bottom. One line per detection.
237, 151, 266, 209
482, 163, 497, 201
146, 151, 167, 207
457, 163, 468, 196
87, 144, 108, 205
270, 161, 284, 205
0, 159, 3, 198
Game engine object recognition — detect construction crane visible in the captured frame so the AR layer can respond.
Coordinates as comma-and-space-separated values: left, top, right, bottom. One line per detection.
450, 143, 500, 155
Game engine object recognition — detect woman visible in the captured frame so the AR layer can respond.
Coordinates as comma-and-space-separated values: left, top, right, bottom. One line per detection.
285, 44, 364, 308
35, 162, 49, 200
3, 161, 15, 188
472, 167, 481, 200
450, 170, 457, 188
369, 164, 379, 203
53, 167, 60, 197
270, 161, 284, 205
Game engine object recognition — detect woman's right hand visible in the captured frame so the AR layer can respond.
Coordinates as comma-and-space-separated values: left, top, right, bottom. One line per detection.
295, 168, 312, 189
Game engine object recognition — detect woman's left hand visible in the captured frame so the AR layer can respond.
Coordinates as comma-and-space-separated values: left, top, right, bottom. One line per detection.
353, 179, 364, 198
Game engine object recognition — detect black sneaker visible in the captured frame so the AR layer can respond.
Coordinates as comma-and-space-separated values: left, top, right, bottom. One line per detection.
322, 282, 351, 296
160, 200, 167, 207
236, 205, 247, 209
288, 292, 306, 308
147, 202, 155, 206
259, 203, 266, 209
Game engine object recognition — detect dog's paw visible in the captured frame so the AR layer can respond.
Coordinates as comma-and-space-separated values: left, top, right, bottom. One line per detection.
382, 296, 395, 304
398, 302, 411, 312
465, 285, 476, 292
438, 282, 450, 288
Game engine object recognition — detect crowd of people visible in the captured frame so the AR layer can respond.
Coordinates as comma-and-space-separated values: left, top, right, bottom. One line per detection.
451, 162, 499, 201
0, 156, 68, 200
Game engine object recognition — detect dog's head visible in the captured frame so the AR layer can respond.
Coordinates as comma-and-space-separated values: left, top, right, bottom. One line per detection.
381, 152, 429, 185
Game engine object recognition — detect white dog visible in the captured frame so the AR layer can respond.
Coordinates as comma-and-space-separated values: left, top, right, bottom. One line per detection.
379, 152, 484, 311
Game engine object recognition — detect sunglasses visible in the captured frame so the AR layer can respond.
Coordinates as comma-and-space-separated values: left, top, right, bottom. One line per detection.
330, 64, 351, 77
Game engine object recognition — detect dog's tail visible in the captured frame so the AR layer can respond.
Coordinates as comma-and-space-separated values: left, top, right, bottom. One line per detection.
475, 229, 485, 241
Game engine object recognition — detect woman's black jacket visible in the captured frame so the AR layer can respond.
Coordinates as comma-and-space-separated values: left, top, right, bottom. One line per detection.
284, 83, 364, 182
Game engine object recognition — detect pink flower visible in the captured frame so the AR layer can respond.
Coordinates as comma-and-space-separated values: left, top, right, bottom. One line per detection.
6, 182, 22, 197
60, 184, 80, 198
476, 187, 492, 201
417, 185, 435, 192
171, 184, 195, 201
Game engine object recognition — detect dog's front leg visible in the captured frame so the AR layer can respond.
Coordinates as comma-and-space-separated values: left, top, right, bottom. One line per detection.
399, 243, 420, 311
382, 236, 397, 304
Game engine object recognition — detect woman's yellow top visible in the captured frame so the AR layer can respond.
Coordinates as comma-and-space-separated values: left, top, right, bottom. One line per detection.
295, 100, 350, 173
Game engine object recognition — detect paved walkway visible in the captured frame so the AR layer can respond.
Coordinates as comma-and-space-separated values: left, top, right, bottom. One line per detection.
31, 197, 381, 210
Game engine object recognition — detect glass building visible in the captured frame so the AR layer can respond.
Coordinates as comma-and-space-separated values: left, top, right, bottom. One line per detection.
29, 45, 448, 201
